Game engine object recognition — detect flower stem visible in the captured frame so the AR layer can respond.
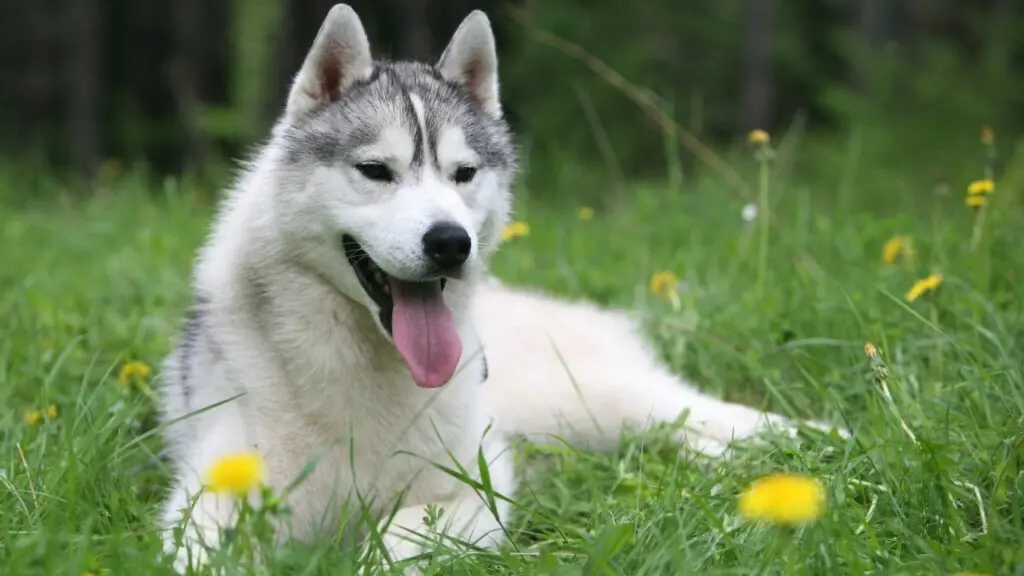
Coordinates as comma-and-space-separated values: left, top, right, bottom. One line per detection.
929, 303, 942, 391
970, 140, 997, 267
756, 155, 770, 298
969, 203, 987, 253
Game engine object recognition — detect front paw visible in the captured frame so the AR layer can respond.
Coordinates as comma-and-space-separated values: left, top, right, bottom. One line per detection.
358, 533, 428, 576
164, 530, 211, 575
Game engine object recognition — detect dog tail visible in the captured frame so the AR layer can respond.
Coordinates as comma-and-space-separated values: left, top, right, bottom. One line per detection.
473, 279, 806, 456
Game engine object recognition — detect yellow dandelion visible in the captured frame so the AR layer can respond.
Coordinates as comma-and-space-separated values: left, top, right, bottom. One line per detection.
738, 473, 825, 526
953, 572, 989, 576
965, 194, 988, 208
967, 179, 995, 196
204, 451, 266, 496
577, 206, 594, 221
863, 342, 878, 359
881, 235, 913, 265
747, 129, 770, 145
118, 360, 152, 385
501, 221, 530, 242
905, 273, 943, 303
24, 410, 42, 425
980, 125, 995, 146
100, 158, 124, 177
649, 270, 679, 299
46, 404, 58, 420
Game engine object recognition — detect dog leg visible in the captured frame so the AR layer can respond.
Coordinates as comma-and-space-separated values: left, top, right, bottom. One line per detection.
647, 372, 838, 456
475, 281, 847, 456
363, 441, 514, 575
496, 363, 826, 457
161, 404, 258, 573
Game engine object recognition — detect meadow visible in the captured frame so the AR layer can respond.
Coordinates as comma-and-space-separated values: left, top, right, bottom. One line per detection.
1, 125, 1022, 575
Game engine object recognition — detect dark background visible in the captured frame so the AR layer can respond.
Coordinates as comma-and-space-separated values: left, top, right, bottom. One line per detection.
2, 0, 1020, 190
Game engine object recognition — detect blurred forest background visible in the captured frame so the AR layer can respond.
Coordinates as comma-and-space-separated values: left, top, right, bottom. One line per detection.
1, 0, 1021, 193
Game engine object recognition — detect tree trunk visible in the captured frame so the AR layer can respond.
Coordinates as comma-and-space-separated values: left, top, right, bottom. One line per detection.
67, 0, 102, 179
741, 0, 776, 132
859, 0, 891, 47
387, 0, 432, 60
170, 0, 210, 171
849, 0, 893, 93
985, 0, 1014, 77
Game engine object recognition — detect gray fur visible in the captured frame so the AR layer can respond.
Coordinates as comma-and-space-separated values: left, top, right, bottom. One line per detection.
174, 294, 209, 412
280, 60, 516, 172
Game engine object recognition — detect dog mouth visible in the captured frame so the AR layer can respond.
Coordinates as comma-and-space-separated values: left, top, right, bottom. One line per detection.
342, 235, 461, 389
342, 235, 448, 329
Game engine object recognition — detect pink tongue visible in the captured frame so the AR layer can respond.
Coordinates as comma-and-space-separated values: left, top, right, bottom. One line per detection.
389, 279, 463, 388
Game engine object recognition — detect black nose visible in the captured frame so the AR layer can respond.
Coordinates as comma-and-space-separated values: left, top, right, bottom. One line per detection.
422, 222, 472, 271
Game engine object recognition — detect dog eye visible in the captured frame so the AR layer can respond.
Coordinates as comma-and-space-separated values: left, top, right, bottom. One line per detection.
452, 166, 477, 184
355, 162, 395, 183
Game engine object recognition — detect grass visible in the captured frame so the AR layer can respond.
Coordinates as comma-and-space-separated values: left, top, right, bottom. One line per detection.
2, 129, 1024, 575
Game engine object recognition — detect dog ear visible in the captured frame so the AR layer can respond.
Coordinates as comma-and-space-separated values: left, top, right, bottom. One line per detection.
437, 11, 502, 118
285, 4, 372, 120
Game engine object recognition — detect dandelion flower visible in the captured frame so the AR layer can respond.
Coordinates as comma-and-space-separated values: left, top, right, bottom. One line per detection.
980, 125, 995, 146
501, 221, 530, 242
204, 451, 266, 496
905, 273, 942, 303
953, 572, 989, 576
965, 194, 988, 208
23, 404, 58, 425
863, 342, 878, 359
747, 129, 770, 145
882, 235, 913, 265
649, 270, 679, 299
577, 206, 594, 221
967, 180, 995, 196
118, 360, 152, 385
741, 202, 758, 222
738, 473, 825, 526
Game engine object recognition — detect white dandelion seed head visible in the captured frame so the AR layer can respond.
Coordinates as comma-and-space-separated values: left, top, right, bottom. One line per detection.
742, 202, 758, 222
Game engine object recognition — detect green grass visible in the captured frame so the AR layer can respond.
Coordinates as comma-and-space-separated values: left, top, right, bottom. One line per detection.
2, 132, 1024, 575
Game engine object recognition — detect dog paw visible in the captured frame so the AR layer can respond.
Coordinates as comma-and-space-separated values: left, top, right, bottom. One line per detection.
673, 429, 731, 459
358, 535, 428, 576
760, 412, 850, 441
165, 538, 208, 575
162, 521, 223, 575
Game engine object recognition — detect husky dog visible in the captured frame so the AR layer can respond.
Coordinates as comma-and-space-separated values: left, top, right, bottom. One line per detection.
158, 4, 842, 573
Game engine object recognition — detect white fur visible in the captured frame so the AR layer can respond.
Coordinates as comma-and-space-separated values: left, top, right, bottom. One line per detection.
157, 5, 846, 574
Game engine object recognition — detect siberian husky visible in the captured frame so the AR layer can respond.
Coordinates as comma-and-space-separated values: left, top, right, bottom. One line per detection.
157, 4, 844, 573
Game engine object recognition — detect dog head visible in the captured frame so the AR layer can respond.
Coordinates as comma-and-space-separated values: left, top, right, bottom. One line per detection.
266, 5, 517, 388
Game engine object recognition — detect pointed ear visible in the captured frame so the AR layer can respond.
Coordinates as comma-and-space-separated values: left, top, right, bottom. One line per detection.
285, 4, 372, 120
437, 11, 501, 118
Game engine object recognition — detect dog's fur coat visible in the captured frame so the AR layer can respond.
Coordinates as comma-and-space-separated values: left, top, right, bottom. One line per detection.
157, 5, 841, 573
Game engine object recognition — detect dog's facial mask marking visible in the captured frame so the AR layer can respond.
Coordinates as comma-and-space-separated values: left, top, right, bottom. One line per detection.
283, 7, 511, 390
